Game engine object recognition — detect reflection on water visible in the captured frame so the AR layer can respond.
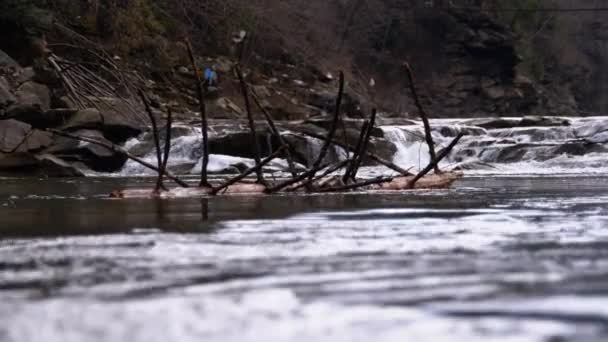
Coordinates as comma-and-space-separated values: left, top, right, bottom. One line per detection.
1, 176, 608, 341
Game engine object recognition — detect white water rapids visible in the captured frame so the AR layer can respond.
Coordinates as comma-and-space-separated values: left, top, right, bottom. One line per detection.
117, 116, 608, 177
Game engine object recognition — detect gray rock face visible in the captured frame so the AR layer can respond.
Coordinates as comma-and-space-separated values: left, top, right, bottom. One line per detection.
0, 77, 16, 110
0, 119, 52, 153
0, 50, 19, 68
308, 90, 362, 117
61, 108, 143, 143
6, 81, 52, 121
462, 117, 570, 130
15, 81, 51, 112
45, 129, 127, 172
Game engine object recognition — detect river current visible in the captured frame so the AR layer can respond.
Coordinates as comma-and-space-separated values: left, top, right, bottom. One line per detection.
1, 117, 608, 341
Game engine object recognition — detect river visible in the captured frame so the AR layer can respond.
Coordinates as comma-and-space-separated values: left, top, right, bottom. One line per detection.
1, 174, 608, 341
2, 117, 608, 341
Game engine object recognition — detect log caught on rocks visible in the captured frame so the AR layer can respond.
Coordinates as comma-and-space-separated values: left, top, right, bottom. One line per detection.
211, 146, 286, 195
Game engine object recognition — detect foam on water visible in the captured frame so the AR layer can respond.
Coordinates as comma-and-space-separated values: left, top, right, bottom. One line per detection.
0, 290, 590, 342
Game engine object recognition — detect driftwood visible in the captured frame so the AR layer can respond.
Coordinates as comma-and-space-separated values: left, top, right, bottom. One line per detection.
139, 91, 166, 192
296, 130, 411, 176
250, 88, 298, 178
185, 39, 210, 187
343, 120, 369, 183
266, 161, 332, 194
104, 64, 464, 199
211, 146, 285, 195
403, 62, 439, 174
321, 176, 395, 193
408, 133, 464, 188
157, 107, 173, 192
290, 159, 351, 192
344, 108, 378, 183
47, 129, 190, 188
379, 172, 462, 191
235, 64, 266, 185
308, 71, 345, 184
352, 108, 378, 179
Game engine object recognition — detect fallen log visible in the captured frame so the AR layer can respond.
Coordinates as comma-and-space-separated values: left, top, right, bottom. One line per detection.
109, 171, 463, 199
212, 147, 285, 195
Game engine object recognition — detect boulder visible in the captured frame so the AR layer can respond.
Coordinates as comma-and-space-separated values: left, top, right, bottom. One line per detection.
0, 119, 52, 153
60, 108, 143, 143
208, 130, 274, 159
16, 108, 78, 129
0, 76, 16, 110
518, 116, 570, 127
308, 90, 362, 117
434, 125, 487, 137
461, 117, 521, 130
0, 50, 19, 68
0, 151, 83, 177
14, 81, 51, 112
304, 117, 384, 137
33, 154, 85, 177
45, 129, 127, 172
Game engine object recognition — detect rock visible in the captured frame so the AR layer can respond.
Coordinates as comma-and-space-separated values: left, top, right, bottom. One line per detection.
13, 108, 78, 129
519, 116, 571, 127
45, 129, 127, 172
177, 66, 190, 75
0, 50, 18, 68
14, 81, 51, 112
0, 119, 52, 153
552, 142, 608, 156
211, 97, 244, 117
33, 154, 85, 177
6, 81, 52, 120
0, 77, 16, 110
304, 118, 383, 137
61, 108, 143, 143
208, 130, 274, 159
252, 85, 271, 98
308, 90, 362, 117
14, 67, 37, 85
435, 125, 487, 137
461, 117, 525, 130
0, 151, 83, 178
482, 85, 506, 100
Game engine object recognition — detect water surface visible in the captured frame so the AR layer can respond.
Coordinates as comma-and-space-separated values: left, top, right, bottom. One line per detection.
1, 176, 608, 341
